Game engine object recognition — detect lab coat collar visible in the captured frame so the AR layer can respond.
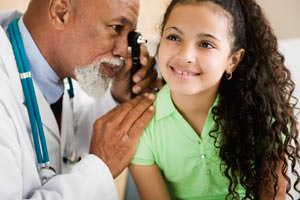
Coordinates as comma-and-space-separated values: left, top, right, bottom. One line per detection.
0, 10, 22, 30
35, 82, 61, 142
18, 18, 64, 104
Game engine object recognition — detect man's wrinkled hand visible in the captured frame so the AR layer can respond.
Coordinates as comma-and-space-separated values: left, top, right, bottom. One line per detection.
90, 93, 155, 178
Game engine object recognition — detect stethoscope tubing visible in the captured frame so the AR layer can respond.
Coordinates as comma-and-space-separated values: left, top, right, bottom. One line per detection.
7, 18, 77, 184
8, 18, 49, 164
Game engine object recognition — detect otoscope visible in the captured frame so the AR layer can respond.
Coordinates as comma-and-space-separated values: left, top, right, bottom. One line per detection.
128, 31, 147, 96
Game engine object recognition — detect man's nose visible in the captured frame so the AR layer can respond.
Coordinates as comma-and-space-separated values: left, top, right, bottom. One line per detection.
112, 36, 129, 58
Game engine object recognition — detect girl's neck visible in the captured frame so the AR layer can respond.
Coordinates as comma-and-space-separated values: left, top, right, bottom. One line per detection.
171, 87, 218, 134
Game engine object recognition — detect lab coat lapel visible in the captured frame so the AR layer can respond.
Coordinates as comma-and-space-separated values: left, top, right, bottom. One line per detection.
34, 84, 61, 141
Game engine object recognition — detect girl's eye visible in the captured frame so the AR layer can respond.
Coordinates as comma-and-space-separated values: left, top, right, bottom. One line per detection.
199, 41, 214, 49
166, 34, 180, 42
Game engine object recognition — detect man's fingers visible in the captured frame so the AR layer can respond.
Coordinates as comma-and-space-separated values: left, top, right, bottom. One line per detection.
95, 93, 154, 129
118, 93, 155, 134
128, 105, 154, 141
128, 93, 154, 107
95, 95, 145, 130
132, 70, 157, 94
139, 45, 150, 61
108, 95, 143, 116
94, 95, 152, 142
150, 78, 165, 93
132, 57, 156, 83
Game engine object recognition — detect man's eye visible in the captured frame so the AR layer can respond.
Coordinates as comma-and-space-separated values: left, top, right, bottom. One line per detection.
199, 41, 214, 49
166, 34, 180, 42
111, 25, 124, 34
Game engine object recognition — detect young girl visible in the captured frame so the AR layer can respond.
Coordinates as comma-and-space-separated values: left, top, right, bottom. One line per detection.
130, 0, 300, 199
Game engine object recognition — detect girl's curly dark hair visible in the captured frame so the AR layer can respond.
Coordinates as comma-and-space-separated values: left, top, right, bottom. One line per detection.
161, 0, 300, 199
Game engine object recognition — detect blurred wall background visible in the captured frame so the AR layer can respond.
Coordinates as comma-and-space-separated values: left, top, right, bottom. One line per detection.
3, 1, 300, 47
1, 1, 299, 42
0, 0, 28, 11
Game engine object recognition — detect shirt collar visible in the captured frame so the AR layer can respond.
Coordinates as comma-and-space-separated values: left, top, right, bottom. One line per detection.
18, 17, 64, 104
155, 85, 220, 121
155, 85, 176, 120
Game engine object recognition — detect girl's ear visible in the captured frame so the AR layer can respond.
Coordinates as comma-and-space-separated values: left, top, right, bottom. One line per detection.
226, 48, 245, 74
48, 0, 73, 30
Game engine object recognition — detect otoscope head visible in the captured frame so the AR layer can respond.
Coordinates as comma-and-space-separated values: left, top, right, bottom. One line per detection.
128, 31, 147, 47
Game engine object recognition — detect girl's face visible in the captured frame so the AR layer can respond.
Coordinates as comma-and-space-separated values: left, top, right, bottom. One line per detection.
158, 2, 242, 96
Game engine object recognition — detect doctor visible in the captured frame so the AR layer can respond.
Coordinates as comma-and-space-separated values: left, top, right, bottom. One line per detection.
0, 0, 157, 199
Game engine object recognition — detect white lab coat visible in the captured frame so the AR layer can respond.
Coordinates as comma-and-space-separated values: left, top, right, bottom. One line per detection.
0, 11, 119, 200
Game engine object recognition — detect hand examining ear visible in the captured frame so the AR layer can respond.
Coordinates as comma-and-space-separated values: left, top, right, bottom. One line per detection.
89, 93, 155, 178
111, 45, 164, 102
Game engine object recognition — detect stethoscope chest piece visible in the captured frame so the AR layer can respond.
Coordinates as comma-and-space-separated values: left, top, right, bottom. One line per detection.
39, 165, 56, 184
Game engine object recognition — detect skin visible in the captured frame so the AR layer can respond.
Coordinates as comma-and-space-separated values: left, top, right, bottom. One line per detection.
130, 3, 286, 199
24, 0, 158, 101
158, 3, 243, 134
23, 0, 157, 177
91, 94, 155, 177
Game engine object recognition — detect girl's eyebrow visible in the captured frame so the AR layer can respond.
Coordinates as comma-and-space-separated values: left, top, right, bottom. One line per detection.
197, 33, 220, 41
165, 26, 220, 41
164, 26, 183, 34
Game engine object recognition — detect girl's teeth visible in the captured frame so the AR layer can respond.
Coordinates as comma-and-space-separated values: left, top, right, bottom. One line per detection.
172, 67, 198, 76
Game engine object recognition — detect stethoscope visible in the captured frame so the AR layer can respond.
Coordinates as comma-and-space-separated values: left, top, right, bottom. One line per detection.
7, 18, 74, 184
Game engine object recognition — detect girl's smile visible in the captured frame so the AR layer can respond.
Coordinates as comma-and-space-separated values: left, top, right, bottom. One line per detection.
169, 65, 201, 80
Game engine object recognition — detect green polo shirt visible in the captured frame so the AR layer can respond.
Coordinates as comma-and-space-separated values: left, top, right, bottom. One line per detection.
131, 85, 245, 199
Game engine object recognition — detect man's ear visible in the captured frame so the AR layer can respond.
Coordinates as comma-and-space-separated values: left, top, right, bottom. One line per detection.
48, 0, 72, 30
226, 48, 245, 74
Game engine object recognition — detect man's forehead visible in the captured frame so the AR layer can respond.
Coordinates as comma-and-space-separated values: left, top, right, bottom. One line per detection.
106, 0, 139, 26
74, 0, 139, 27
100, 0, 139, 9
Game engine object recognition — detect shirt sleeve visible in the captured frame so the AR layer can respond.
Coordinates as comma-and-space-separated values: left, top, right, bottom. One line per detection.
131, 122, 156, 166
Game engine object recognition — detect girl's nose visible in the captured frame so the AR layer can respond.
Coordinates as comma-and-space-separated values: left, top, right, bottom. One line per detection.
177, 43, 196, 64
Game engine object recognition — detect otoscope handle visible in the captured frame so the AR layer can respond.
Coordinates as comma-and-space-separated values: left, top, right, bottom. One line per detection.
128, 31, 147, 96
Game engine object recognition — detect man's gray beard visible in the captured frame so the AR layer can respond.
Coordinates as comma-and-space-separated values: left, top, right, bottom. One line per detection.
74, 62, 112, 100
